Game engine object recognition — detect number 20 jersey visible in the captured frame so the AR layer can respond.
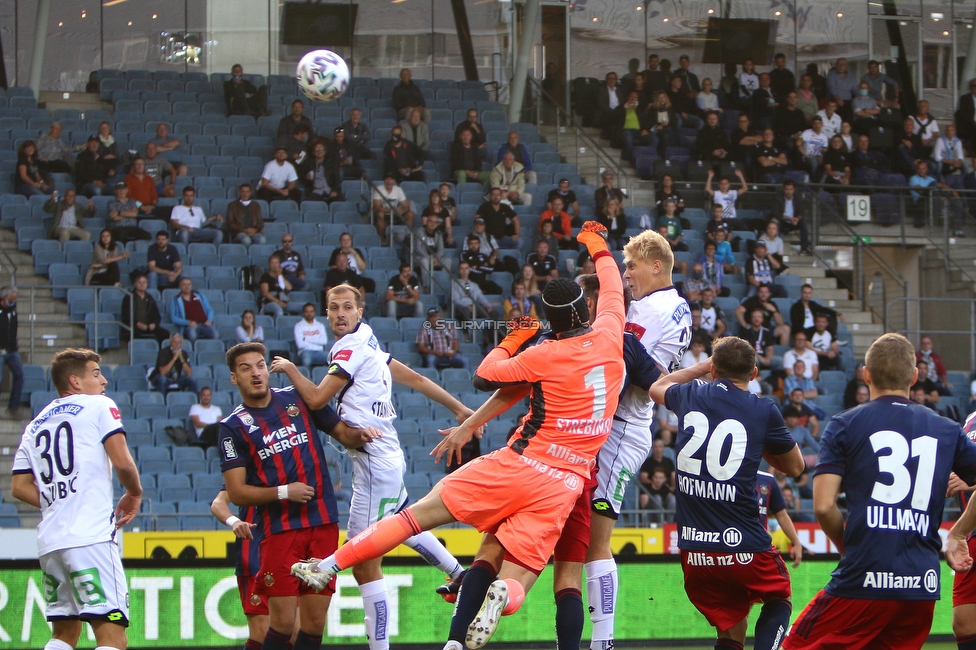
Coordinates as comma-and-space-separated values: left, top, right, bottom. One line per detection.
816, 396, 976, 600
13, 394, 125, 556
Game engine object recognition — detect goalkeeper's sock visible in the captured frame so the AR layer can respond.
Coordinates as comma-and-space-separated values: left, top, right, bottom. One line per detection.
245, 639, 263, 650
555, 588, 584, 650
957, 634, 976, 650
753, 599, 791, 650
448, 560, 496, 644
321, 510, 422, 572
292, 630, 322, 650
405, 530, 465, 579
262, 627, 291, 650
360, 579, 391, 650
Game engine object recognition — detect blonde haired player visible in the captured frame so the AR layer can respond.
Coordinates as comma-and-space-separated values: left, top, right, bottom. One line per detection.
585, 228, 692, 650
11, 349, 142, 650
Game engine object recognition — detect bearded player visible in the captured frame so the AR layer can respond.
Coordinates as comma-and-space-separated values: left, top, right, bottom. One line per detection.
291, 222, 625, 649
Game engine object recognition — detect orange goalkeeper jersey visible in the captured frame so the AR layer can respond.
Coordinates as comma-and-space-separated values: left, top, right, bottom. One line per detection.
475, 251, 626, 474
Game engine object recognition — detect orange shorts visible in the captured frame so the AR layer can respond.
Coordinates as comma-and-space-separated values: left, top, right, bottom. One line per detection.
439, 447, 584, 572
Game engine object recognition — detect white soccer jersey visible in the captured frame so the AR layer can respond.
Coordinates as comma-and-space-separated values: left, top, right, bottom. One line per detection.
328, 322, 401, 457
617, 286, 693, 426
12, 394, 125, 556
713, 189, 738, 220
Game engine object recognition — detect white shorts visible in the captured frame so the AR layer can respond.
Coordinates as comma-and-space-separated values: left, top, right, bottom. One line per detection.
592, 418, 652, 519
347, 449, 409, 538
39, 541, 129, 626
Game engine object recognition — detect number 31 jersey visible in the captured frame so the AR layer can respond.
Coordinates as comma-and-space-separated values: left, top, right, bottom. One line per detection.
13, 394, 125, 556
816, 396, 976, 600
666, 379, 796, 553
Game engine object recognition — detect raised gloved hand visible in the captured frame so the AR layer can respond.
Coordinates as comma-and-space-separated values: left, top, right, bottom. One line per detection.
577, 220, 610, 256
497, 316, 542, 356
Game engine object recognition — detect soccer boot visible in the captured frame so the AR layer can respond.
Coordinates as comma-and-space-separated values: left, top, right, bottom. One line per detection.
290, 558, 334, 592
436, 569, 466, 603
465, 579, 508, 649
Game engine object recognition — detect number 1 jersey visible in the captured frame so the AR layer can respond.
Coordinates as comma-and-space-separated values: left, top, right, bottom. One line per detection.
816, 396, 976, 600
13, 394, 126, 556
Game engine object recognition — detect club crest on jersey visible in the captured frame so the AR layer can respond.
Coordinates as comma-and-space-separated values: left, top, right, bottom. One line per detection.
239, 412, 254, 427
222, 438, 238, 460
758, 483, 769, 495
333, 349, 353, 362
263, 572, 274, 587
287, 404, 300, 418
110, 407, 121, 420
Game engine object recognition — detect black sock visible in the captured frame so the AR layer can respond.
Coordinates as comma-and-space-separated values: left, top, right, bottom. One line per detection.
958, 634, 976, 650
262, 627, 291, 650
292, 630, 322, 650
448, 559, 497, 643
245, 639, 263, 650
555, 588, 583, 650
714, 640, 743, 650
754, 599, 792, 650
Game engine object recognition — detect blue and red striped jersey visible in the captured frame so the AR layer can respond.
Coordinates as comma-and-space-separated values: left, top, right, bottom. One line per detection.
217, 487, 263, 578
218, 386, 340, 536
756, 471, 786, 530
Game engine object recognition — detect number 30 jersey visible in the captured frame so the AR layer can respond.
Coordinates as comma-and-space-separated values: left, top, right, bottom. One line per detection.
816, 396, 976, 600
13, 394, 125, 556
666, 379, 796, 553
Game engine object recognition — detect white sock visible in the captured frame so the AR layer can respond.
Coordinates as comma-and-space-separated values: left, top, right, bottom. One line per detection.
94, 646, 122, 650
443, 642, 463, 650
360, 578, 391, 650
584, 558, 618, 650
45, 641, 74, 650
316, 554, 339, 573
404, 530, 465, 579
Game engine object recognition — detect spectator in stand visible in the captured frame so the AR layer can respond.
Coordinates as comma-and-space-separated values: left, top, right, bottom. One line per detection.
170, 186, 223, 246
773, 91, 809, 152
146, 230, 182, 290
503, 281, 539, 320
470, 217, 519, 277
371, 174, 414, 246
413, 211, 451, 285
851, 134, 889, 185
326, 231, 367, 273
340, 108, 372, 159
329, 127, 362, 180
383, 125, 424, 183
816, 100, 843, 140
795, 75, 819, 121
839, 120, 855, 150
784, 361, 819, 400
150, 123, 182, 154
107, 182, 150, 244
645, 90, 679, 154
910, 384, 938, 411
95, 122, 121, 179
277, 99, 313, 139
705, 168, 749, 219
596, 72, 625, 139
225, 184, 266, 246
956, 79, 976, 149
171, 277, 217, 342
797, 115, 829, 178
44, 188, 93, 244
121, 272, 168, 344
16, 141, 51, 198
259, 253, 296, 318
862, 60, 899, 106
809, 313, 841, 370
276, 123, 312, 167
75, 136, 109, 197
843, 364, 866, 409
693, 110, 731, 162
747, 129, 786, 186
698, 241, 730, 298
613, 90, 655, 162
730, 114, 763, 167
745, 242, 787, 299
36, 123, 80, 175
547, 178, 580, 225
656, 198, 687, 252
539, 195, 575, 250
124, 157, 159, 217
682, 263, 709, 302
826, 58, 858, 121
769, 180, 811, 255
455, 108, 487, 148
0, 288, 21, 417
642, 54, 668, 94
398, 108, 431, 155
896, 117, 929, 177
639, 467, 676, 521
451, 128, 488, 187
497, 131, 535, 184
236, 309, 264, 343
518, 264, 544, 316
597, 197, 628, 251
696, 77, 720, 115
189, 387, 222, 445
385, 264, 424, 319
675, 54, 701, 94
595, 171, 625, 214
422, 190, 455, 248
459, 234, 502, 294
150, 333, 197, 396
640, 437, 676, 490
784, 387, 822, 438
294, 303, 331, 368
851, 81, 882, 133
736, 283, 790, 344
526, 239, 559, 291
143, 142, 177, 199
627, 72, 653, 109
911, 100, 939, 151
300, 138, 341, 203
275, 234, 306, 290
712, 225, 739, 275
655, 174, 686, 221
694, 287, 726, 344
782, 405, 819, 460
822, 135, 853, 190
738, 59, 760, 106
666, 75, 702, 129
790, 283, 839, 339
769, 53, 796, 102
452, 261, 497, 321
323, 252, 366, 305
742, 308, 775, 369
531, 219, 560, 264
783, 331, 819, 379
391, 68, 430, 122
84, 229, 128, 286
912, 359, 942, 405
257, 148, 301, 203
223, 64, 269, 116
416, 306, 468, 370
933, 123, 967, 176
476, 187, 521, 249
750, 73, 778, 130
916, 335, 953, 395
490, 152, 531, 206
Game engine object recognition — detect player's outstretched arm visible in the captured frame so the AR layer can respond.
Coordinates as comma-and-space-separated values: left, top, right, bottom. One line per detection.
948, 489, 976, 571
11, 473, 41, 508
812, 473, 845, 555
433, 384, 531, 465
330, 422, 383, 449
104, 433, 143, 527
224, 466, 314, 506
648, 359, 713, 405
578, 222, 625, 337
773, 508, 804, 567
390, 359, 473, 424
210, 489, 256, 539
270, 356, 346, 410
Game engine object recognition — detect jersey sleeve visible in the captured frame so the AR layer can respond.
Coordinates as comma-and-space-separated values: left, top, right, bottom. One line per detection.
218, 422, 249, 471
814, 417, 847, 477
664, 381, 696, 416
762, 406, 796, 456
952, 428, 976, 486
12, 439, 32, 475
310, 404, 341, 435
591, 250, 625, 344
98, 397, 126, 443
476, 341, 549, 385
623, 333, 662, 391
327, 337, 367, 380
767, 479, 787, 514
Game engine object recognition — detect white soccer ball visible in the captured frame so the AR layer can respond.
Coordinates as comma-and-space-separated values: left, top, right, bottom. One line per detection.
296, 50, 349, 102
